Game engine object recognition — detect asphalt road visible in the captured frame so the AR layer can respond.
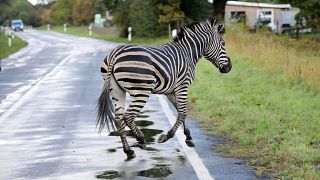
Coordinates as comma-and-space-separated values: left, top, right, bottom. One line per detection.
0, 30, 260, 180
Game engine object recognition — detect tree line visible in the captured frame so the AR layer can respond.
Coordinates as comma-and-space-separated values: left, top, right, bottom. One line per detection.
41, 0, 212, 38
0, 0, 318, 36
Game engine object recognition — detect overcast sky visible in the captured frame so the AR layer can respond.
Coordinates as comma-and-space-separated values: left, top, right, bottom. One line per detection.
27, 0, 37, 5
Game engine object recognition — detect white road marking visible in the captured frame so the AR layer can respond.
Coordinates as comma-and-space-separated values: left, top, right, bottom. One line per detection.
0, 51, 75, 125
157, 95, 215, 180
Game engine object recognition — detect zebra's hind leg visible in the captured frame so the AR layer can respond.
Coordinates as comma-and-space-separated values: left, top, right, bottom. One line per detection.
123, 94, 150, 149
115, 112, 136, 159
110, 76, 135, 159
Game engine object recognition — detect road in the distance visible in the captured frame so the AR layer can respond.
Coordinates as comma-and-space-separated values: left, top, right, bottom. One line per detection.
0, 30, 260, 180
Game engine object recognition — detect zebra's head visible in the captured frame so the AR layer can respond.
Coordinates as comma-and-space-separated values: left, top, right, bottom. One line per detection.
203, 18, 232, 73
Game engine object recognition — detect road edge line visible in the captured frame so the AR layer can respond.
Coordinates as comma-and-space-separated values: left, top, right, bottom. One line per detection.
157, 95, 215, 180
0, 52, 74, 125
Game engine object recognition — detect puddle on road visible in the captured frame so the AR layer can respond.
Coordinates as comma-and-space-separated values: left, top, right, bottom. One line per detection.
108, 119, 162, 143
136, 109, 157, 118
135, 120, 153, 127
109, 128, 163, 143
134, 164, 172, 178
96, 170, 125, 179
130, 144, 160, 152
136, 114, 150, 118
106, 148, 116, 153
177, 155, 187, 165
140, 109, 158, 114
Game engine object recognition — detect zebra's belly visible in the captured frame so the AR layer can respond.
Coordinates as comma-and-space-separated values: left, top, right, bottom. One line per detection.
113, 71, 156, 95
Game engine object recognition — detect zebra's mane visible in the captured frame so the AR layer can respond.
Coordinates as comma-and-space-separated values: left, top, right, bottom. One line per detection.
173, 18, 225, 43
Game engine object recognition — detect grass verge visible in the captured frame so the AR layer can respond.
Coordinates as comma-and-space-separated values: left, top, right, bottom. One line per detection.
36, 25, 170, 46
188, 28, 320, 178
0, 31, 27, 59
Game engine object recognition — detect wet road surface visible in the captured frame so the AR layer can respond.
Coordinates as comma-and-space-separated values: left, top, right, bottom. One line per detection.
0, 30, 260, 179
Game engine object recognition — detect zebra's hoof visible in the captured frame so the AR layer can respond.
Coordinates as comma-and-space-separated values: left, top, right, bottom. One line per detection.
157, 134, 168, 143
185, 139, 195, 147
125, 150, 136, 160
139, 143, 147, 149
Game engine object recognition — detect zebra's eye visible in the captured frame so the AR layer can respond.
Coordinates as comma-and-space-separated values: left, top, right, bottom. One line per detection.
221, 42, 225, 46
220, 28, 225, 34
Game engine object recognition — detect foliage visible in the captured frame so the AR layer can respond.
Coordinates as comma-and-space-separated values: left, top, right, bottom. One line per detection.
180, 0, 212, 22
292, 0, 320, 29
103, 0, 118, 11
113, 0, 213, 37
0, 0, 11, 23
112, 0, 132, 37
50, 0, 72, 24
41, 0, 105, 25
130, 0, 167, 37
158, 0, 185, 28
212, 0, 227, 20
0, 0, 43, 27
72, 0, 96, 25
113, 0, 167, 38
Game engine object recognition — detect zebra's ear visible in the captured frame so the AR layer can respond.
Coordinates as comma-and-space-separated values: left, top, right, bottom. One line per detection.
208, 17, 225, 34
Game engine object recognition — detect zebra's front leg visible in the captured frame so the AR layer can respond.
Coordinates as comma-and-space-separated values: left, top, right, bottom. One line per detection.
183, 119, 195, 147
157, 113, 186, 143
159, 91, 195, 146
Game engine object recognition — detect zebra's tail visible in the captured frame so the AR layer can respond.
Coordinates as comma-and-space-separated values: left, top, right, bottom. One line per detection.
96, 61, 116, 133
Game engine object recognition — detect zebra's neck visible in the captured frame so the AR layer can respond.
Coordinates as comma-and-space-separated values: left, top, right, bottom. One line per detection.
164, 38, 204, 66
165, 35, 207, 67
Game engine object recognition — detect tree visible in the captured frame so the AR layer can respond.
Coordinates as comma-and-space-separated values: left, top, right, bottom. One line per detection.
0, 0, 11, 24
130, 0, 167, 37
158, 0, 185, 29
112, 0, 132, 37
72, 0, 96, 25
94, 0, 107, 15
51, 0, 72, 24
212, 0, 227, 20
103, 0, 118, 11
113, 0, 167, 38
289, 0, 320, 29
181, 0, 211, 22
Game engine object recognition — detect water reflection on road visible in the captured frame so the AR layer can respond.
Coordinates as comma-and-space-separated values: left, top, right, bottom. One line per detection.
97, 110, 190, 179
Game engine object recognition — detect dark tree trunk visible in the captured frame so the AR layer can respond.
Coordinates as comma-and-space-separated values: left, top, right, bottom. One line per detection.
212, 0, 227, 20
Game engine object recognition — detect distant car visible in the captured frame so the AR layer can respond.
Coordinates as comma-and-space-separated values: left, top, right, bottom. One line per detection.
11, 19, 24, 31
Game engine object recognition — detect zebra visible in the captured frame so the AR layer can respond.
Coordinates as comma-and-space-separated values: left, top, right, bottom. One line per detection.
97, 18, 232, 159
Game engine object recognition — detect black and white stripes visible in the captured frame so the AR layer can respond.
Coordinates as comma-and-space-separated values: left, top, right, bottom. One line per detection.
97, 18, 232, 159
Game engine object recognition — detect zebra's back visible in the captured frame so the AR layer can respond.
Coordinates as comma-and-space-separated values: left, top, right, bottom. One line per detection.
103, 44, 179, 95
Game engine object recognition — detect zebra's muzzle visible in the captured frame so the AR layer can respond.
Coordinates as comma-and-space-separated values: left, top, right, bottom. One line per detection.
219, 57, 232, 73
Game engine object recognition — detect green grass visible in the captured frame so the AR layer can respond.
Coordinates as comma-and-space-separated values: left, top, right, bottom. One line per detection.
299, 33, 320, 42
37, 25, 170, 46
0, 31, 27, 59
188, 58, 320, 178
188, 28, 320, 178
